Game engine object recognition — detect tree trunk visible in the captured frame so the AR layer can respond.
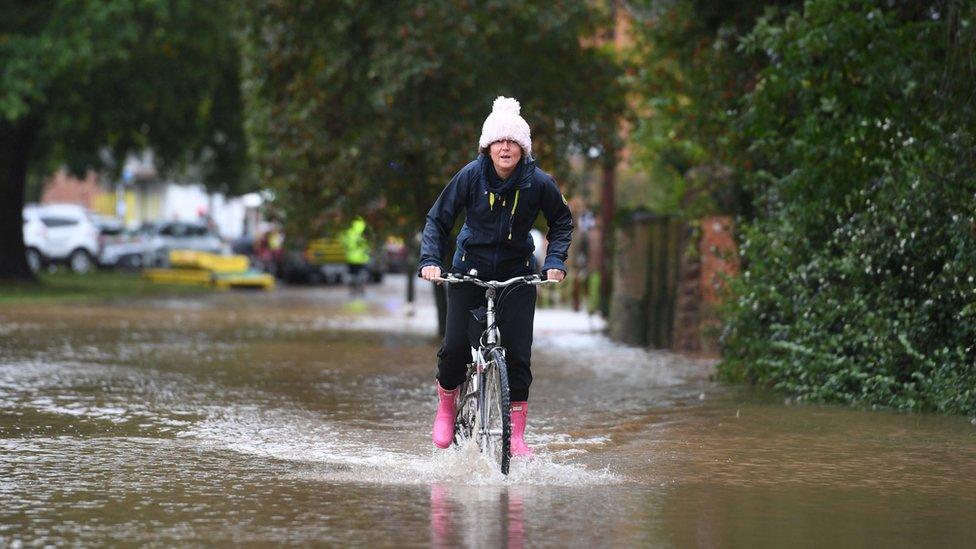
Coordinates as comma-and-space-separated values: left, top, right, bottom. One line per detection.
406, 153, 450, 337
405, 236, 416, 305
599, 153, 616, 318
0, 118, 38, 281
408, 227, 448, 338
434, 281, 448, 337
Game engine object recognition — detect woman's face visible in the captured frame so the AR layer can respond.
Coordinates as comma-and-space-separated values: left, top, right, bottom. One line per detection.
489, 139, 522, 177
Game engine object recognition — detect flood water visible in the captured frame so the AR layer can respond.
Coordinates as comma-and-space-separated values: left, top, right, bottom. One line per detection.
2, 275, 974, 547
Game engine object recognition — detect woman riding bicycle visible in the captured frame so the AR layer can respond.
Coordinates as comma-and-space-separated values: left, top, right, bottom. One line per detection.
419, 97, 573, 457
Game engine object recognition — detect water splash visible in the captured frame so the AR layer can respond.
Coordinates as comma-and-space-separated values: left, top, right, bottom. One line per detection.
183, 408, 621, 487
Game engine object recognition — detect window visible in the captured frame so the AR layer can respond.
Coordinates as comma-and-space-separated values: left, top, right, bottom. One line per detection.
41, 217, 78, 228
159, 223, 188, 237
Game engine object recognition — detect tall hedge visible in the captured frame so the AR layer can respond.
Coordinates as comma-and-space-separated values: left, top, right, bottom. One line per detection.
719, 0, 976, 414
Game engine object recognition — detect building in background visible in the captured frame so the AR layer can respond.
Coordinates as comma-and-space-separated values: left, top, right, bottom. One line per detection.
39, 152, 260, 241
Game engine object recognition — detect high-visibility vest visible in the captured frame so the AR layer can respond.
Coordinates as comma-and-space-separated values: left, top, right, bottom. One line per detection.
341, 218, 370, 265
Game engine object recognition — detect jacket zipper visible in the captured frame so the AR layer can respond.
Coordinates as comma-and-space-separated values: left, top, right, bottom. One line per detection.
508, 189, 520, 240
492, 190, 504, 274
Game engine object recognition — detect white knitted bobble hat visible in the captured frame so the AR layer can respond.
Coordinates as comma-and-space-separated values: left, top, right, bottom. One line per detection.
478, 96, 532, 155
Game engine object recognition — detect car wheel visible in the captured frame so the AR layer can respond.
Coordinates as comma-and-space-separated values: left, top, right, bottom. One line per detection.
307, 270, 324, 285
26, 248, 42, 274
121, 254, 143, 271
155, 249, 170, 268
68, 249, 95, 274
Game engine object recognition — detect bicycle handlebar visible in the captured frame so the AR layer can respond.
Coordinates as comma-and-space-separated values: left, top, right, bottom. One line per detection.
431, 273, 558, 288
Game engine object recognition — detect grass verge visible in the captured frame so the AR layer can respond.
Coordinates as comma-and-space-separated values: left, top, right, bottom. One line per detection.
0, 270, 211, 304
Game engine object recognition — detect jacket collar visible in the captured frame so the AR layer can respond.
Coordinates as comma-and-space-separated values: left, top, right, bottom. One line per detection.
478, 154, 535, 191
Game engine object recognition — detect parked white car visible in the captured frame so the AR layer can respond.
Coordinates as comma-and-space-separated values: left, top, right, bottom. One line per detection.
22, 209, 48, 274
22, 204, 100, 274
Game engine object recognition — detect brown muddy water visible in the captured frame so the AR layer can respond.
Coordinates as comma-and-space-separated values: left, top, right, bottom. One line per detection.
1, 275, 974, 547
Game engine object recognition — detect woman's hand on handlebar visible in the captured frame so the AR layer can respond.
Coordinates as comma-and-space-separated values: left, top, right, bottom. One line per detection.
545, 269, 565, 282
421, 265, 443, 281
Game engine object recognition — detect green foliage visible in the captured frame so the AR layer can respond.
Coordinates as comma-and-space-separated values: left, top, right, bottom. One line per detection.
720, 0, 976, 415
0, 0, 249, 189
239, 1, 624, 238
628, 0, 786, 217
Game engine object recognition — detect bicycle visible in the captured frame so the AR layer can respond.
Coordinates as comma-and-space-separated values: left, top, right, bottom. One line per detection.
432, 271, 557, 475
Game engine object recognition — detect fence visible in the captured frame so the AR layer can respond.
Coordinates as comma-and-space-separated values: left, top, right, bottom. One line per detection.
609, 213, 738, 354
608, 213, 683, 348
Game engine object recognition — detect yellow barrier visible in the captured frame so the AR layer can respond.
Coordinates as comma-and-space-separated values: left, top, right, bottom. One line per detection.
144, 251, 275, 290
307, 238, 346, 264
143, 268, 213, 286
168, 250, 250, 273
213, 272, 276, 290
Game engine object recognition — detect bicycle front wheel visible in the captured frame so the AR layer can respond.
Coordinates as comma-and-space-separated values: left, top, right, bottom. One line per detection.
482, 348, 512, 475
454, 368, 477, 446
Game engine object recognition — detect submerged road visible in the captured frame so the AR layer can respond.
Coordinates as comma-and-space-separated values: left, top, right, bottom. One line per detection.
1, 275, 974, 546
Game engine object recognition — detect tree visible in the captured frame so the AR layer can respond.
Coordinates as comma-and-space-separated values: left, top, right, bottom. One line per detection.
627, 0, 794, 217
0, 1, 249, 280
239, 1, 624, 331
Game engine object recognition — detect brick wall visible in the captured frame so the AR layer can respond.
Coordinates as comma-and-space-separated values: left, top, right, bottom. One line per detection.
698, 215, 739, 355
699, 216, 739, 305
40, 170, 105, 209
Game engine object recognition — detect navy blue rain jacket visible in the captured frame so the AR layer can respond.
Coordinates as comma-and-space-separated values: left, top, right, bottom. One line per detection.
419, 155, 573, 279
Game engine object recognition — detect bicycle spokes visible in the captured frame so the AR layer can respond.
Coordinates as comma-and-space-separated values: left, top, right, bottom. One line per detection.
477, 362, 502, 466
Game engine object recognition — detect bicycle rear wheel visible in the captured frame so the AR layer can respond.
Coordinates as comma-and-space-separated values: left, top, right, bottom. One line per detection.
482, 348, 512, 475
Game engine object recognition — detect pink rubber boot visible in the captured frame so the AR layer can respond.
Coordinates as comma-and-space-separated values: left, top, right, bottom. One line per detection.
510, 401, 533, 458
432, 381, 459, 449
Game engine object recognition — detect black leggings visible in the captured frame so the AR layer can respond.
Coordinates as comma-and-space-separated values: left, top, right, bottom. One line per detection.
436, 282, 537, 402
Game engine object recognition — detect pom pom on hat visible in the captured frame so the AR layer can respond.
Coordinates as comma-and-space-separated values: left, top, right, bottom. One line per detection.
492, 96, 521, 114
479, 96, 532, 155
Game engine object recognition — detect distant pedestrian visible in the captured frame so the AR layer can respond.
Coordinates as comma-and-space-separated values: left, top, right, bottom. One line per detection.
340, 217, 371, 295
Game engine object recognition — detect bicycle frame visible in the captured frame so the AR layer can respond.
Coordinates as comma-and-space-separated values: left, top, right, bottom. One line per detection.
432, 272, 556, 473
440, 271, 552, 361
484, 284, 499, 347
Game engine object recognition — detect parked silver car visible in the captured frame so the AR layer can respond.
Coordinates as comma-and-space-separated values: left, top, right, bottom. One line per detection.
144, 221, 224, 267
99, 226, 154, 270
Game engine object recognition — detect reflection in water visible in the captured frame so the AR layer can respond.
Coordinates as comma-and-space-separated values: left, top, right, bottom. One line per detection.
429, 484, 453, 547
506, 488, 525, 549
2, 279, 976, 546
430, 484, 525, 549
